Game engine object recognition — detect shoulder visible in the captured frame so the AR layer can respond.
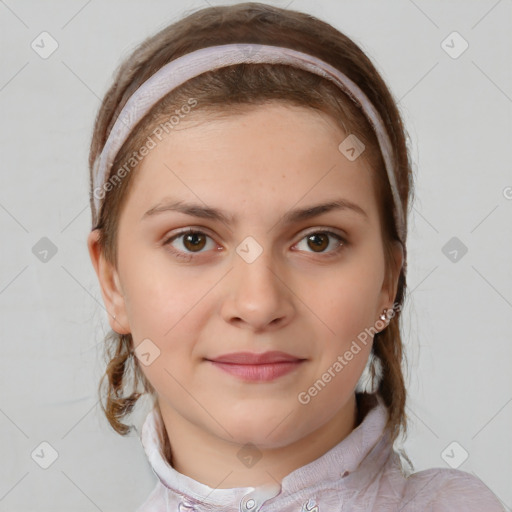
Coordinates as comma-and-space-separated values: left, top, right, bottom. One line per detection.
400, 467, 505, 511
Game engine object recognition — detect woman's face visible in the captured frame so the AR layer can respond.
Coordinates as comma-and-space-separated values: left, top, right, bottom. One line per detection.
90, 102, 402, 449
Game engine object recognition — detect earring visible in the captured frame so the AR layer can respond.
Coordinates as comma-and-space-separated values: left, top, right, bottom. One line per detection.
379, 309, 388, 322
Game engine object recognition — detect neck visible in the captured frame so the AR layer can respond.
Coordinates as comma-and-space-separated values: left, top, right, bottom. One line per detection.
157, 394, 359, 489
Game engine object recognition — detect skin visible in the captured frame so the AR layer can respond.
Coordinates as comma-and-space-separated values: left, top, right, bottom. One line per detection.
88, 102, 403, 489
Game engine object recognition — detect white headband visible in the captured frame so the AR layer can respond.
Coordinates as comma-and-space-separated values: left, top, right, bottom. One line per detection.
91, 43, 406, 241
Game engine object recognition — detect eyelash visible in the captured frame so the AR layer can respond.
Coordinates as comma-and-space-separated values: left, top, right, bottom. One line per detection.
162, 228, 348, 261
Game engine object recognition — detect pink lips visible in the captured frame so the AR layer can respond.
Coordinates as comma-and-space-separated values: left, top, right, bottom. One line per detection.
206, 351, 305, 382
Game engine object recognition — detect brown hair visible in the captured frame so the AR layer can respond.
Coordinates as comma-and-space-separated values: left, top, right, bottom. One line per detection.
89, 2, 414, 453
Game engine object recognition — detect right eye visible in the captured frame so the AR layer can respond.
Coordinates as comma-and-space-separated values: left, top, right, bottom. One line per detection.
163, 229, 218, 260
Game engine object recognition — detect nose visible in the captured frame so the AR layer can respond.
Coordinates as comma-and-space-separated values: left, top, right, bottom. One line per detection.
220, 246, 295, 332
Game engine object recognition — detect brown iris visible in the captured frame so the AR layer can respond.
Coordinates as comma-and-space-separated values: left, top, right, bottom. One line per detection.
183, 232, 207, 252
307, 233, 329, 252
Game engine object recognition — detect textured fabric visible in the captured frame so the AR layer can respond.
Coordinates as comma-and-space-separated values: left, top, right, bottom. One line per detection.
135, 393, 505, 511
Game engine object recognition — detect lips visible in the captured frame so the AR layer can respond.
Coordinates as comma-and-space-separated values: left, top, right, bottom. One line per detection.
206, 351, 306, 382
207, 351, 302, 365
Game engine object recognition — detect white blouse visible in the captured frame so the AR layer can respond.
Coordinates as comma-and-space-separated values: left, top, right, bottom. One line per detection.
135, 393, 505, 511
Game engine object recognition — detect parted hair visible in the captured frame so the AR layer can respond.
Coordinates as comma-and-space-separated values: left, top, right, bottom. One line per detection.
89, 2, 414, 451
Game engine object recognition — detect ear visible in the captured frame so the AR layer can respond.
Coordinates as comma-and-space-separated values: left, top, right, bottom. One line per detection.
378, 240, 404, 316
87, 229, 130, 334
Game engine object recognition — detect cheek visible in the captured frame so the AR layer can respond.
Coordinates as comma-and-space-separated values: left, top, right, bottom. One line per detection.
315, 264, 384, 341
120, 249, 208, 338
122, 262, 220, 393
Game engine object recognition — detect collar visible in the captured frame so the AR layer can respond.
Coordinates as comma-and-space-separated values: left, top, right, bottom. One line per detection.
138, 392, 390, 510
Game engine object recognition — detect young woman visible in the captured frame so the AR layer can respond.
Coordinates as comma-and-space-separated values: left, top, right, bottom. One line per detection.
86, 3, 505, 511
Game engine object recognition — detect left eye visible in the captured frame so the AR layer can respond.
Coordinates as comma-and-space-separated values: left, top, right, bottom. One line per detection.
295, 231, 345, 254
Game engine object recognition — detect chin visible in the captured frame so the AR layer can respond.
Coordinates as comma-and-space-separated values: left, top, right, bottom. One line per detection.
218, 410, 307, 449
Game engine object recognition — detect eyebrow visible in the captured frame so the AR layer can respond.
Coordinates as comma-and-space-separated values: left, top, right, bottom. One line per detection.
141, 197, 368, 225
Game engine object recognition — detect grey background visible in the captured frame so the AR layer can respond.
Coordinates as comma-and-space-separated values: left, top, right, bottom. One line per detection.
0, 0, 511, 510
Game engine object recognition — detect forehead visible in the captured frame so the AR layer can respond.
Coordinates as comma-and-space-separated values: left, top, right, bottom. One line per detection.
123, 102, 380, 224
